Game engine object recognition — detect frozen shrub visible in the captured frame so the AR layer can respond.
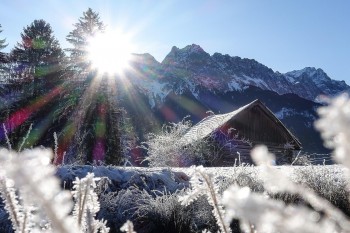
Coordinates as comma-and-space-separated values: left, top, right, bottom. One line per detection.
98, 187, 143, 232
216, 165, 264, 194
179, 166, 231, 233
292, 165, 350, 216
141, 117, 199, 167
134, 190, 192, 233
189, 196, 221, 233
315, 94, 350, 169
291, 153, 312, 166
0, 148, 110, 233
142, 116, 250, 167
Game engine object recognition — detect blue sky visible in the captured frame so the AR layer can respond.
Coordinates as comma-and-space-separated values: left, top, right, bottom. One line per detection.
1, 0, 349, 83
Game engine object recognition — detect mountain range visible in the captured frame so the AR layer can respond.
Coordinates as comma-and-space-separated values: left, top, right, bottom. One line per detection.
116, 44, 350, 161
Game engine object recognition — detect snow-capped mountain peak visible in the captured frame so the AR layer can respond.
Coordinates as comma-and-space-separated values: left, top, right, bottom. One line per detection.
128, 45, 349, 105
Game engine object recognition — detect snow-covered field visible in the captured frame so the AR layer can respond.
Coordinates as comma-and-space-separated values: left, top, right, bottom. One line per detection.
57, 164, 347, 190
53, 164, 349, 233
1, 149, 349, 233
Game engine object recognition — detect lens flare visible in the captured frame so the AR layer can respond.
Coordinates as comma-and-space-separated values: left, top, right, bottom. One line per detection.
87, 30, 134, 75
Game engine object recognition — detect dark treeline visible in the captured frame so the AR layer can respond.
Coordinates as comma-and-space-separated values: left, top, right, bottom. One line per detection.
0, 8, 129, 165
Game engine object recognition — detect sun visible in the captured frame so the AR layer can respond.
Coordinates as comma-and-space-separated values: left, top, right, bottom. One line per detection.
87, 30, 134, 75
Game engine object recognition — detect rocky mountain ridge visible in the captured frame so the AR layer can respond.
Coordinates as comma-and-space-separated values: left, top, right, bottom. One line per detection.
128, 44, 349, 107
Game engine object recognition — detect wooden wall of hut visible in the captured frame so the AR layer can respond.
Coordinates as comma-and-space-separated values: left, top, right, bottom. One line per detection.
224, 105, 296, 146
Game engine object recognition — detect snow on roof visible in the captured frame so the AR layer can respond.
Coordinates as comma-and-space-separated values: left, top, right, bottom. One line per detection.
181, 100, 258, 144
181, 99, 302, 149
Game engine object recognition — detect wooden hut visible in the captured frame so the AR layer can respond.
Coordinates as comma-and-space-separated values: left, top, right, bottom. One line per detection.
181, 99, 302, 166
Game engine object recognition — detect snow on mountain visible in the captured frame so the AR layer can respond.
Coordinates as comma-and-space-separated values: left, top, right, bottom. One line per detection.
275, 107, 316, 124
138, 79, 170, 108
284, 67, 350, 101
126, 45, 349, 108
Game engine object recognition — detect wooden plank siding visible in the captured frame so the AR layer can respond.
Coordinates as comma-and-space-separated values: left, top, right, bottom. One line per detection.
181, 99, 302, 166
224, 105, 297, 145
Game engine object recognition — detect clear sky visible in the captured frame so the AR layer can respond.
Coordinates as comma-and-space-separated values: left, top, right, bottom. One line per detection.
1, 0, 349, 83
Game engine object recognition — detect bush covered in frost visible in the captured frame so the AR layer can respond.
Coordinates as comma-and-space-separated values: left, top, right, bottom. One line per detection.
142, 116, 251, 167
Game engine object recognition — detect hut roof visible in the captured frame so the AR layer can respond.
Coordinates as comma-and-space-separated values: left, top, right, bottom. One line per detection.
181, 99, 302, 149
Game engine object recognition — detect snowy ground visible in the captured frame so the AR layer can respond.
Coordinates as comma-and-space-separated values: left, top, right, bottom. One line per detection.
56, 164, 347, 195
1, 164, 348, 233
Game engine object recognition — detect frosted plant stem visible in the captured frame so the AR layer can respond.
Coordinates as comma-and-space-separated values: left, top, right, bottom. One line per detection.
198, 169, 231, 233
290, 150, 301, 165
53, 132, 58, 164
238, 152, 241, 166
18, 123, 32, 152
21, 211, 27, 233
78, 182, 89, 228
72, 173, 104, 232
86, 210, 94, 233
0, 180, 20, 230
3, 123, 11, 151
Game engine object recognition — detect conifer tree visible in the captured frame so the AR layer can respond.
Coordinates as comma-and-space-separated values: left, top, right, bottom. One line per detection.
0, 24, 8, 63
11, 19, 65, 95
62, 8, 123, 165
66, 8, 105, 74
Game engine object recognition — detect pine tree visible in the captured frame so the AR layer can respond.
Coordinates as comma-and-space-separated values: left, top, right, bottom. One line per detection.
60, 8, 123, 165
3, 20, 66, 151
11, 19, 65, 96
66, 8, 105, 74
0, 24, 8, 79
0, 24, 8, 63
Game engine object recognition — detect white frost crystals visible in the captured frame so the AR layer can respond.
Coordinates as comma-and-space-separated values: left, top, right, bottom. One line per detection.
0, 148, 75, 233
0, 148, 109, 233
220, 145, 349, 233
178, 165, 231, 233
120, 220, 136, 233
72, 173, 110, 233
315, 93, 350, 169
222, 186, 335, 233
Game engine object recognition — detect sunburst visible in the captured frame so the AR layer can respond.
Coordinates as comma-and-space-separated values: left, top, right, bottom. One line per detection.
87, 30, 134, 75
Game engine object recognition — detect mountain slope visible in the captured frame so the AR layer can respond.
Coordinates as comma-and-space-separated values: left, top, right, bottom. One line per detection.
157, 44, 350, 102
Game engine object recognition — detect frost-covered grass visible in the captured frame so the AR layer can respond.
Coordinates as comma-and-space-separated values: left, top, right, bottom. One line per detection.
0, 156, 350, 233
3, 163, 348, 233
1, 162, 348, 233
52, 164, 350, 232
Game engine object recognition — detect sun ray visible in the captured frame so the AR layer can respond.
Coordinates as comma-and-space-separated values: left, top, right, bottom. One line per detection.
0, 86, 62, 140
53, 73, 104, 164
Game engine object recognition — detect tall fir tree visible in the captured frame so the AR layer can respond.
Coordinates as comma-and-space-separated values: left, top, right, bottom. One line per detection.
66, 8, 105, 75
61, 8, 123, 165
11, 19, 65, 96
0, 24, 8, 63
